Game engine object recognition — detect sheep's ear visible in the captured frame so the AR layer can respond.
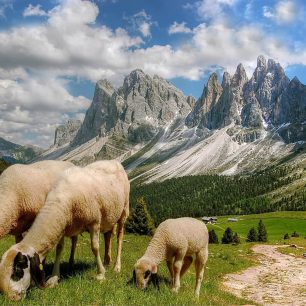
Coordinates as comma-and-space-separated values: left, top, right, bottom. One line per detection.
132, 270, 136, 285
11, 252, 28, 281
151, 264, 157, 274
28, 253, 46, 289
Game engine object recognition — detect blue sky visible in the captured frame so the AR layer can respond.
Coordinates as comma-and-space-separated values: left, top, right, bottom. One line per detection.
0, 0, 306, 147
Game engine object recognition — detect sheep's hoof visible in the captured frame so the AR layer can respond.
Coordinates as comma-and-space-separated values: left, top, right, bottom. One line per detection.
46, 276, 59, 288
114, 265, 121, 273
96, 274, 106, 282
171, 287, 179, 294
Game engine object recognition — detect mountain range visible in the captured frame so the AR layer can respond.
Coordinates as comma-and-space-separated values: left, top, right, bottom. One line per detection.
37, 56, 306, 182
0, 137, 43, 164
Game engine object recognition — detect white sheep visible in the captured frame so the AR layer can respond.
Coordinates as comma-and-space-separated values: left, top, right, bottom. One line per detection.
134, 217, 208, 297
0, 160, 130, 301
0, 160, 74, 243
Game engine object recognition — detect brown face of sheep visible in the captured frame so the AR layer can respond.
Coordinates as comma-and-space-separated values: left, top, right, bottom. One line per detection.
0, 248, 46, 301
133, 259, 158, 290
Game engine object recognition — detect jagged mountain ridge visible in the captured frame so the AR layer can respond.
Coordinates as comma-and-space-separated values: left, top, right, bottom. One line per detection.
72, 70, 193, 146
38, 56, 306, 181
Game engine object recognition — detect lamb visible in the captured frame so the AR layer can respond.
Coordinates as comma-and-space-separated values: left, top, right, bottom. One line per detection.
0, 160, 129, 301
133, 217, 208, 297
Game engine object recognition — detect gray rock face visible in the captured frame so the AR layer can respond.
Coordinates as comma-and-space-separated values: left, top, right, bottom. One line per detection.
185, 73, 223, 128
55, 119, 82, 146
244, 57, 290, 124
186, 55, 305, 142
73, 69, 191, 145
273, 77, 306, 125
72, 80, 118, 145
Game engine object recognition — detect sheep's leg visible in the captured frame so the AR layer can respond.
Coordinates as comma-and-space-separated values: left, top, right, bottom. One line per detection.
15, 234, 23, 243
69, 235, 78, 269
103, 230, 112, 266
180, 256, 193, 277
114, 219, 125, 273
90, 224, 105, 281
46, 236, 65, 288
194, 248, 208, 297
172, 252, 185, 293
166, 257, 174, 285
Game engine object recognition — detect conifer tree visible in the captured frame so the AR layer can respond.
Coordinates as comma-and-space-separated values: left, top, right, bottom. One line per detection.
209, 229, 219, 244
247, 227, 258, 242
222, 227, 233, 244
232, 232, 240, 244
257, 219, 268, 242
283, 233, 289, 240
125, 197, 155, 235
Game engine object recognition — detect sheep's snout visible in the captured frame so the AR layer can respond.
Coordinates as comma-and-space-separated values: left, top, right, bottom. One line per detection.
7, 289, 26, 302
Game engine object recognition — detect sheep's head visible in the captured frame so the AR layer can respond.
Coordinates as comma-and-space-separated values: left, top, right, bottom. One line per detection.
133, 258, 158, 290
0, 245, 45, 301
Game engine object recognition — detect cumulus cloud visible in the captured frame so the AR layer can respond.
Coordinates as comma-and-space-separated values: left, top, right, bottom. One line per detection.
125, 10, 155, 38
184, 0, 237, 20
263, 1, 298, 23
168, 22, 192, 34
0, 76, 89, 147
23, 4, 48, 17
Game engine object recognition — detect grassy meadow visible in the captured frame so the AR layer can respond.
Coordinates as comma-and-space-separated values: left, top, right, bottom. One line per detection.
0, 211, 305, 305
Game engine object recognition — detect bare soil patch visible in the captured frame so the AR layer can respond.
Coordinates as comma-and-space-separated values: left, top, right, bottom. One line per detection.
223, 244, 306, 305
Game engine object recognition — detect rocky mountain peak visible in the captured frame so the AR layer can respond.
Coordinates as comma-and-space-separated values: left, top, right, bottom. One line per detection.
290, 76, 302, 87
222, 72, 231, 88
231, 63, 248, 89
257, 55, 267, 69
187, 95, 196, 108
54, 119, 82, 147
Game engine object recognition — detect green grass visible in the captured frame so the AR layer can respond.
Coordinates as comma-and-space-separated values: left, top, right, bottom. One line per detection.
0, 212, 305, 305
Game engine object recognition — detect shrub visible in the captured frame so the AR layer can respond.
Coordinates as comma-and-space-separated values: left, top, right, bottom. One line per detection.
257, 219, 268, 242
283, 233, 290, 240
222, 227, 234, 244
247, 227, 258, 242
125, 197, 155, 235
232, 232, 240, 245
209, 229, 219, 244
291, 231, 299, 237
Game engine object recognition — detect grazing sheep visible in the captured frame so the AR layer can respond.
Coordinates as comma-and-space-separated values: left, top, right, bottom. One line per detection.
0, 160, 129, 301
0, 160, 74, 243
134, 217, 208, 297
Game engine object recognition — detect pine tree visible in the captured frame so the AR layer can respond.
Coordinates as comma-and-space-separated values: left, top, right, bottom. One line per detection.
257, 219, 268, 242
209, 229, 219, 244
232, 232, 240, 245
283, 233, 289, 240
247, 227, 258, 242
125, 197, 155, 235
222, 227, 234, 244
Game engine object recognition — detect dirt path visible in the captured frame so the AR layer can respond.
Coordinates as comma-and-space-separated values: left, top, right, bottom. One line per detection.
223, 245, 306, 305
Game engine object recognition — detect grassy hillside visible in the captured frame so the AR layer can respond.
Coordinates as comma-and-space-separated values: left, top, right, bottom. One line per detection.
0, 212, 305, 305
131, 164, 306, 224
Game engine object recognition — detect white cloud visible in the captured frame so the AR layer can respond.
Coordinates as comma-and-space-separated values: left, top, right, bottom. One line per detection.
126, 10, 155, 38
263, 1, 297, 23
0, 76, 90, 148
184, 0, 237, 20
23, 4, 48, 17
168, 22, 192, 34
